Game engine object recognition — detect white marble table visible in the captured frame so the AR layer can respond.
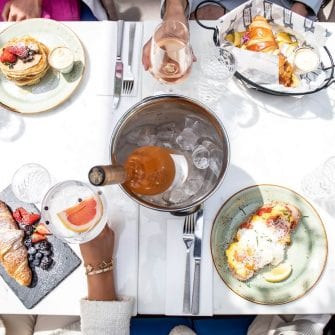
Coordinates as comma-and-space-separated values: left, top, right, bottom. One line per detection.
0, 22, 140, 315
0, 20, 335, 317
138, 21, 335, 315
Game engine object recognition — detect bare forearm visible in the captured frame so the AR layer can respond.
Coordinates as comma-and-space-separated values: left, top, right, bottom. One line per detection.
164, 0, 188, 24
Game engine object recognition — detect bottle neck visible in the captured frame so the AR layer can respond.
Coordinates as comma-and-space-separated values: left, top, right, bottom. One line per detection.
88, 165, 127, 186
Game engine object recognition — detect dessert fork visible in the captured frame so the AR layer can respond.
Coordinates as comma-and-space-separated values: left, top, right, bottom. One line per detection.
122, 23, 136, 95
182, 213, 195, 314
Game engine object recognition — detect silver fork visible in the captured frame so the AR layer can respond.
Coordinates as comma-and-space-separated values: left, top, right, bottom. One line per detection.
182, 214, 195, 314
122, 23, 136, 95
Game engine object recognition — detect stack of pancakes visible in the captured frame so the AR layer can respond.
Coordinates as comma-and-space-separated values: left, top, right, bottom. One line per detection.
0, 36, 49, 86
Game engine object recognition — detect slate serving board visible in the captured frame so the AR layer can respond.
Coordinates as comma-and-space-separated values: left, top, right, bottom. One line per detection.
0, 185, 82, 309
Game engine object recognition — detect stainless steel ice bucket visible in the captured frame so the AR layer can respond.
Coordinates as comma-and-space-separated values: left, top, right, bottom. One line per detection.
110, 94, 230, 215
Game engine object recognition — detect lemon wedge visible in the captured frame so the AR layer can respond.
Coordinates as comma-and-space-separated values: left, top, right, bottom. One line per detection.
263, 263, 292, 283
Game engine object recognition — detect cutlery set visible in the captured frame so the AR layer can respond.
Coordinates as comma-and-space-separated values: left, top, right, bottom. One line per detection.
182, 204, 204, 315
113, 20, 136, 109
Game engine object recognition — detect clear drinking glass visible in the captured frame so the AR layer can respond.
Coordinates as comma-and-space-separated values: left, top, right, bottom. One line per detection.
149, 20, 193, 89
11, 163, 52, 204
197, 42, 237, 106
41, 180, 107, 244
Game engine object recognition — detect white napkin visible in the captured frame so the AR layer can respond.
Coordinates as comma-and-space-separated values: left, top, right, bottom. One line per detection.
165, 209, 213, 316
96, 21, 143, 97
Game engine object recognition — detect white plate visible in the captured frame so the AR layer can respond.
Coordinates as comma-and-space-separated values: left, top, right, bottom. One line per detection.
0, 19, 85, 114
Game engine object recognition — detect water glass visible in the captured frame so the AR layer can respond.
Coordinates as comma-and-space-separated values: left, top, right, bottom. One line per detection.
11, 163, 52, 204
197, 43, 237, 106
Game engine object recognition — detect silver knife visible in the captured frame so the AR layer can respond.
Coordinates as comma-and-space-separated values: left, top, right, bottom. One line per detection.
113, 20, 124, 109
191, 204, 204, 315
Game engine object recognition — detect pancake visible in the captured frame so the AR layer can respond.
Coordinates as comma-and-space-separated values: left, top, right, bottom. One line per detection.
0, 36, 50, 86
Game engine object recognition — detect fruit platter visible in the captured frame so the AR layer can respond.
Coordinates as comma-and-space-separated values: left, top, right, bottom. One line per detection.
0, 185, 81, 309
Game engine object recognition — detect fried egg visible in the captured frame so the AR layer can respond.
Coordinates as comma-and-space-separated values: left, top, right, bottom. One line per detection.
226, 202, 301, 281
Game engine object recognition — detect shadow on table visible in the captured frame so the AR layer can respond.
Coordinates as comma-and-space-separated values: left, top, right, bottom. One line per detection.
236, 81, 335, 121
0, 107, 25, 142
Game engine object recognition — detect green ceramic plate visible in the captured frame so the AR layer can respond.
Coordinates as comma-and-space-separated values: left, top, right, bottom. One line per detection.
211, 184, 328, 304
0, 19, 85, 114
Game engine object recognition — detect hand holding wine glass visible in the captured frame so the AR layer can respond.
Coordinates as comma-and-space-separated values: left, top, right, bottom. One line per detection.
149, 20, 193, 86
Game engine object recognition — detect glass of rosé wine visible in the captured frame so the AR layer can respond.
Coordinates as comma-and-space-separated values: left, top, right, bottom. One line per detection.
149, 20, 193, 92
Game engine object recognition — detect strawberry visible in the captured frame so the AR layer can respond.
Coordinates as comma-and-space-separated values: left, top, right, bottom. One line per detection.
0, 48, 17, 64
7, 45, 29, 58
34, 223, 51, 235
31, 232, 46, 243
13, 207, 40, 225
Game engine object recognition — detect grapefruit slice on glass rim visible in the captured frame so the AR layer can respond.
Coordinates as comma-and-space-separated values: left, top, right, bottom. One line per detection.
57, 195, 103, 233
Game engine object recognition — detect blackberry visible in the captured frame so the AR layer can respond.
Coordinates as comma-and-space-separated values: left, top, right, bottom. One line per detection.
38, 240, 51, 251
24, 238, 32, 248
40, 258, 53, 270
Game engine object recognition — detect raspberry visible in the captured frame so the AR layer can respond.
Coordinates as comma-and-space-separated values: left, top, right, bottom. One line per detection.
0, 48, 17, 64
13, 207, 40, 225
7, 45, 29, 58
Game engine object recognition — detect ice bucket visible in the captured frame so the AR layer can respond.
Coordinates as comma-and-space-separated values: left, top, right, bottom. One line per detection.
109, 95, 230, 215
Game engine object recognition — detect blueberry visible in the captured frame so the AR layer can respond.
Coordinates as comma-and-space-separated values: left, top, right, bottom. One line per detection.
35, 252, 43, 259
24, 238, 32, 248
28, 255, 34, 262
28, 247, 36, 255
41, 250, 52, 256
32, 258, 41, 267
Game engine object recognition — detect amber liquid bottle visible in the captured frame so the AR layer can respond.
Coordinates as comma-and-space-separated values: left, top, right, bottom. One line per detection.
88, 146, 187, 196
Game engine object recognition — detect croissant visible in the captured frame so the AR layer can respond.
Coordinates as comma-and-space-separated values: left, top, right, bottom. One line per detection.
246, 16, 278, 54
245, 16, 294, 87
0, 201, 32, 286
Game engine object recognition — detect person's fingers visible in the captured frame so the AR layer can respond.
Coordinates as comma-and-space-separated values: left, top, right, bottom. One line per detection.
16, 14, 27, 21
8, 12, 18, 22
142, 38, 151, 71
2, 2, 10, 21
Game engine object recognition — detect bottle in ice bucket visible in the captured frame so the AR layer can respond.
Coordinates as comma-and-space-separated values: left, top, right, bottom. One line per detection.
88, 146, 188, 196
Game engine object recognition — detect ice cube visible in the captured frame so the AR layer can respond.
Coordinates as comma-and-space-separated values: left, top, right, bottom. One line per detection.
201, 140, 223, 177
156, 122, 177, 141
176, 128, 198, 151
126, 125, 157, 146
192, 144, 210, 169
163, 188, 189, 204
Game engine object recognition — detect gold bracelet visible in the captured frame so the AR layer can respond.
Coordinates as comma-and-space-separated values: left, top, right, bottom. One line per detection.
85, 259, 113, 276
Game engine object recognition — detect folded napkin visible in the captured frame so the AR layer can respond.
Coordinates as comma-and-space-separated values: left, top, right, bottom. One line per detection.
96, 21, 143, 97
165, 209, 213, 316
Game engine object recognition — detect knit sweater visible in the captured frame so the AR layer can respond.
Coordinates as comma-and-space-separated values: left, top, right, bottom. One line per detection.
0, 296, 133, 335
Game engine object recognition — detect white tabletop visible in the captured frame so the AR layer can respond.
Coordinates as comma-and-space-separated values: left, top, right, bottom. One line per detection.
0, 20, 335, 316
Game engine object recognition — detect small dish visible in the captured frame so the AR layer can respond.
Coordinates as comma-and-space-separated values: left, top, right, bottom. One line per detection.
48, 46, 74, 74
293, 47, 320, 74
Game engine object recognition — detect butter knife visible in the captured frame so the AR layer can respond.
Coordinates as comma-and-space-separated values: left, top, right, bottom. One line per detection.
113, 20, 124, 109
191, 204, 204, 315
